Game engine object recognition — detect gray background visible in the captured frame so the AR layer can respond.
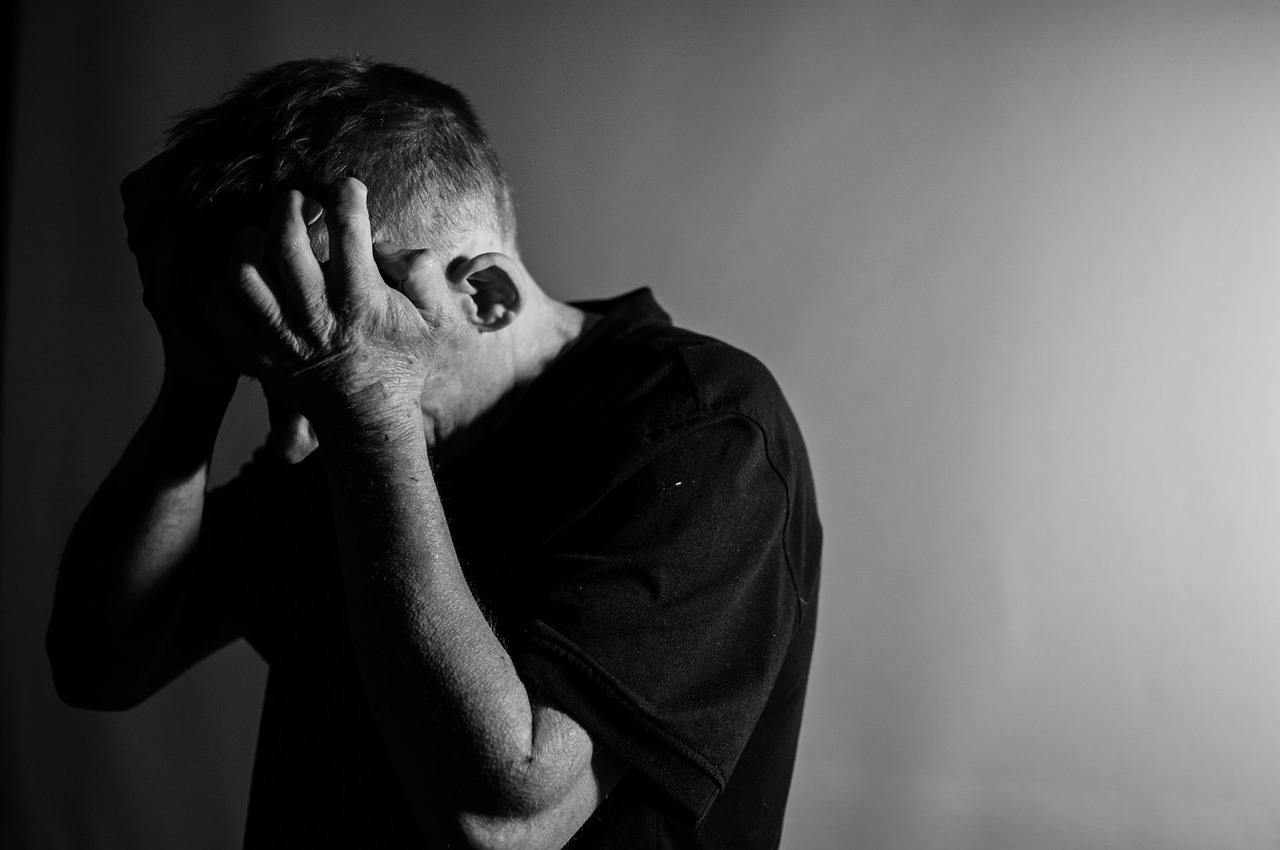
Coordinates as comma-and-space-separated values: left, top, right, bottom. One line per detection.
5, 1, 1280, 847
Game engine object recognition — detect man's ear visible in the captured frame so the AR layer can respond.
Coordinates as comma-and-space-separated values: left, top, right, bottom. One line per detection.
449, 252, 522, 331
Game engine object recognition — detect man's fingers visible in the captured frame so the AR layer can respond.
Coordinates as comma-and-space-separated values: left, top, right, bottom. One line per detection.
372, 242, 434, 277
268, 190, 316, 275
268, 190, 327, 331
372, 242, 438, 307
301, 195, 325, 227
204, 266, 259, 376
264, 385, 319, 464
226, 225, 288, 347
325, 178, 377, 304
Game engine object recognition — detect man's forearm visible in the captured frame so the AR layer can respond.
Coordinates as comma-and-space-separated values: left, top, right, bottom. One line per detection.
319, 404, 537, 783
318, 405, 605, 847
48, 374, 236, 709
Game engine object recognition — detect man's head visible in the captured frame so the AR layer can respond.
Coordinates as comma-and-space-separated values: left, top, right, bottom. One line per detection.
134, 57, 582, 464
165, 56, 516, 260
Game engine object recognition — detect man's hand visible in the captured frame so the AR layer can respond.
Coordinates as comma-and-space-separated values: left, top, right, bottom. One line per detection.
121, 151, 237, 392
209, 179, 447, 431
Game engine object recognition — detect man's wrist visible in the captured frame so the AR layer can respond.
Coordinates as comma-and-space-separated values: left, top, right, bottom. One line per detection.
308, 381, 424, 451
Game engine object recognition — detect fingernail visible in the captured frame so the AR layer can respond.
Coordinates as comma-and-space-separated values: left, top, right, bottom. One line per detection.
301, 196, 324, 226
373, 240, 405, 254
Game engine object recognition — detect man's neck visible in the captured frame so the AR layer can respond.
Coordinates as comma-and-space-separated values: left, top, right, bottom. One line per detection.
517, 296, 598, 382
429, 293, 597, 467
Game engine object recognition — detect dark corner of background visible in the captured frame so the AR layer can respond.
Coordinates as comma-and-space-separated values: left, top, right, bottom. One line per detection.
0, 0, 19, 465
0, 0, 20, 578
0, 0, 23, 839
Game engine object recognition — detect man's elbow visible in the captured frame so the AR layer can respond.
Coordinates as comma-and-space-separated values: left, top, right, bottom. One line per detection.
455, 808, 574, 850
449, 762, 605, 850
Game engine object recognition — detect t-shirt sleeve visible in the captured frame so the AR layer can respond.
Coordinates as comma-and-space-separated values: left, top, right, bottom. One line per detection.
511, 412, 802, 825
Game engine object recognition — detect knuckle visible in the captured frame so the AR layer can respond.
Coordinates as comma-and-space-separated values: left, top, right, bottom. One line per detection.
273, 231, 309, 264
270, 198, 312, 258
334, 209, 364, 232
233, 263, 258, 294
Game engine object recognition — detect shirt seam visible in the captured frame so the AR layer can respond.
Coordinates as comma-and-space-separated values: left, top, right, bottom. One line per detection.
671, 349, 806, 621
636, 404, 807, 628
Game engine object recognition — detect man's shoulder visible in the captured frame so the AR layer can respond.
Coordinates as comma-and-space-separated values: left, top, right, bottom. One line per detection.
571, 288, 795, 437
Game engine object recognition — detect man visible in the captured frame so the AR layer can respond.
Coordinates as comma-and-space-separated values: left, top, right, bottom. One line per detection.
47, 57, 820, 849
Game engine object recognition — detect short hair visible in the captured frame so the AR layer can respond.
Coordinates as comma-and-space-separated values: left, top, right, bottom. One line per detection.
165, 56, 515, 256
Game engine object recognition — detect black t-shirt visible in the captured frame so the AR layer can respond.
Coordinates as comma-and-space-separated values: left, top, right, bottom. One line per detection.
204, 289, 822, 848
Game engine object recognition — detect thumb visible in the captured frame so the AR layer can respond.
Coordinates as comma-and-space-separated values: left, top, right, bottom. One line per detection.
372, 242, 437, 306
265, 386, 319, 463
